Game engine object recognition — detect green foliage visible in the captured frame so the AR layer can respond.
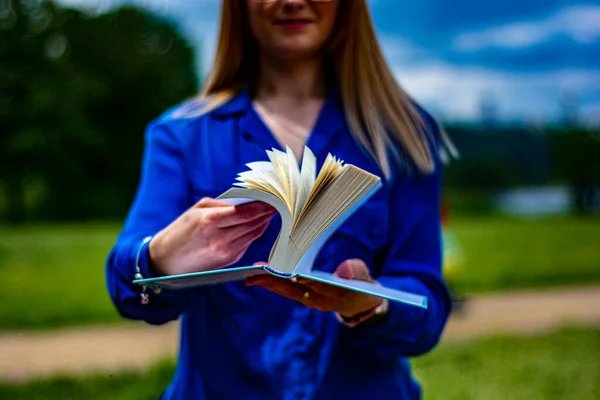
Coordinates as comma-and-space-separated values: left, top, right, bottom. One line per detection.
547, 128, 600, 214
1, 328, 598, 400
548, 128, 600, 186
443, 125, 553, 190
1, 217, 599, 331
443, 189, 494, 216
442, 126, 600, 212
0, 0, 199, 223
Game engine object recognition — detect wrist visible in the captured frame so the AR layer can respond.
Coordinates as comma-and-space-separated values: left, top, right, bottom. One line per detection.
147, 235, 166, 277
337, 297, 389, 328
340, 297, 383, 319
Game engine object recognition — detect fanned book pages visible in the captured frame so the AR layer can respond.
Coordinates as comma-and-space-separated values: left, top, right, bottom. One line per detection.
134, 146, 427, 309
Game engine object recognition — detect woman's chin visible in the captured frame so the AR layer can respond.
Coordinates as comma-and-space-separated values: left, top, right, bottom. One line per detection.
269, 44, 321, 62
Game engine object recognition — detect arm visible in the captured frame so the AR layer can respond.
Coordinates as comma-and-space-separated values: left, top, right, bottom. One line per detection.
105, 118, 196, 325
339, 139, 452, 363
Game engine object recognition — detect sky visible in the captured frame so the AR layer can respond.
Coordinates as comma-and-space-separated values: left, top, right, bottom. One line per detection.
57, 0, 600, 126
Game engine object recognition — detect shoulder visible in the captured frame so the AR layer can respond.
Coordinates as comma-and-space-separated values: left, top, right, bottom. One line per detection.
144, 94, 232, 144
151, 89, 248, 130
138, 99, 207, 154
153, 97, 212, 129
141, 90, 249, 155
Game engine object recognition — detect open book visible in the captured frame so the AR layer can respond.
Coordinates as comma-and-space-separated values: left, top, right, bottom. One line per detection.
134, 146, 427, 309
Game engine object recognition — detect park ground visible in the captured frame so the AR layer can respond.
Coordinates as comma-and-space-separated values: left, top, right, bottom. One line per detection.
0, 215, 599, 399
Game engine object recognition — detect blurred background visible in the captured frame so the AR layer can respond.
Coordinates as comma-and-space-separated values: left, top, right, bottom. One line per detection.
0, 0, 599, 399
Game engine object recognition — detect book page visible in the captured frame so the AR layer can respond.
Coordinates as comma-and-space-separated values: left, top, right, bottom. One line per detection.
267, 149, 292, 210
296, 153, 344, 225
218, 187, 296, 274
293, 146, 317, 223
235, 161, 287, 202
233, 177, 281, 201
289, 165, 380, 268
286, 146, 300, 219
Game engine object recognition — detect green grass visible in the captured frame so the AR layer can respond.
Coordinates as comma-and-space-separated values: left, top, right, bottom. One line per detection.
1, 327, 598, 400
0, 223, 123, 330
0, 215, 599, 331
0, 360, 174, 400
413, 327, 600, 400
449, 215, 600, 293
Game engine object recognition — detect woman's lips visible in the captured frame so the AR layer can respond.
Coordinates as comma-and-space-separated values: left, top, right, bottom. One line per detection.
275, 19, 312, 30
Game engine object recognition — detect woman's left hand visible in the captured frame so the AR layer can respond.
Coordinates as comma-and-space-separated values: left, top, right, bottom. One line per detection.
245, 259, 383, 318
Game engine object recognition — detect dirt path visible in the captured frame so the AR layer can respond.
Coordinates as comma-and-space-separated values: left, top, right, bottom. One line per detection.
2, 285, 600, 383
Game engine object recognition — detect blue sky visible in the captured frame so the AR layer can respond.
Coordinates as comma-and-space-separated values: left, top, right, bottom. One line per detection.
59, 0, 600, 126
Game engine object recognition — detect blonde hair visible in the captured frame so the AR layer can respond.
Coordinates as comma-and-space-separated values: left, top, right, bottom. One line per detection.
199, 0, 457, 178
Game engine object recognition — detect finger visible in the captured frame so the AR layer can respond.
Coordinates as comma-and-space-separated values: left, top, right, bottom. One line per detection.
296, 277, 356, 299
209, 202, 278, 228
296, 277, 334, 291
246, 274, 278, 285
252, 261, 268, 266
193, 197, 233, 208
247, 275, 306, 299
228, 218, 270, 250
248, 277, 332, 310
246, 274, 295, 285
333, 260, 354, 280
334, 259, 372, 282
247, 275, 335, 311
222, 214, 273, 242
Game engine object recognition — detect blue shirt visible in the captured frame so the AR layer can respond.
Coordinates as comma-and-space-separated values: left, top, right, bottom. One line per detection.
105, 86, 452, 400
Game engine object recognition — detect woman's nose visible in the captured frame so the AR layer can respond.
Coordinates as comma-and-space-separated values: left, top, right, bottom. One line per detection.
281, 0, 308, 10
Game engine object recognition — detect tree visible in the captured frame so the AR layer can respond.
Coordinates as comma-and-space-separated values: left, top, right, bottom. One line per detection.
550, 128, 600, 214
0, 0, 199, 222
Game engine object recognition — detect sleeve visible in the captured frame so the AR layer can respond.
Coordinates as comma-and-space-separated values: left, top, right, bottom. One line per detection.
105, 118, 198, 325
338, 120, 453, 363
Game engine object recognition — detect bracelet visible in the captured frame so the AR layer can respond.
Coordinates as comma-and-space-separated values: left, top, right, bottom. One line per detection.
134, 236, 161, 305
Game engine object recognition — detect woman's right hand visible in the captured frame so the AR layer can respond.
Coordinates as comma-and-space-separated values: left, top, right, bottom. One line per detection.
148, 197, 278, 277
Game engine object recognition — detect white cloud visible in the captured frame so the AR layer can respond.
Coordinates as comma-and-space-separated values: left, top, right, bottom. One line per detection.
394, 63, 600, 123
453, 5, 600, 51
378, 35, 420, 61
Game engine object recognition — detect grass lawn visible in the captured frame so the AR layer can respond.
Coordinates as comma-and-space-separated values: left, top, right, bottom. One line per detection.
0, 215, 599, 331
1, 327, 598, 400
414, 327, 600, 400
0, 223, 123, 330
448, 215, 600, 293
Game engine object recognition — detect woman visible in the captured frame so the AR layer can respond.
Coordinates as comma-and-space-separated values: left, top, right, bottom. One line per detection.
106, 0, 456, 399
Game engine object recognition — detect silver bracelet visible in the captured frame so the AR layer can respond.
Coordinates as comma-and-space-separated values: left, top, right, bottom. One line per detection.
134, 236, 161, 304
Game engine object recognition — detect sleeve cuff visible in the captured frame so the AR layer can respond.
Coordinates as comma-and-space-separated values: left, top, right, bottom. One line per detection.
136, 236, 157, 279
